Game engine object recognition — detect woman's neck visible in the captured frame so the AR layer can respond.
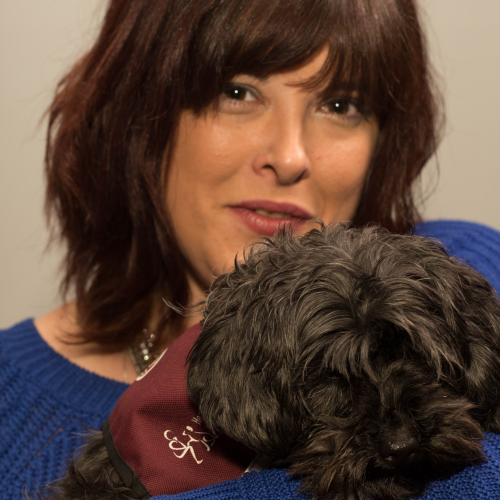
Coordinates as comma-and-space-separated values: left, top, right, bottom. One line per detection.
34, 298, 203, 384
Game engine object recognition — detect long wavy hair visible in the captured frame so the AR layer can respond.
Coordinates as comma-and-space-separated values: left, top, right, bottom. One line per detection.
45, 0, 442, 346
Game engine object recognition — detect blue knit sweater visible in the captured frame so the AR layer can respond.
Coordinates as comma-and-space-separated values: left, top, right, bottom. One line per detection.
1, 220, 500, 500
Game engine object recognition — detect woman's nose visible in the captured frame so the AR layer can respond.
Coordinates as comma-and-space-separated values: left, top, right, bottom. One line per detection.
252, 115, 311, 185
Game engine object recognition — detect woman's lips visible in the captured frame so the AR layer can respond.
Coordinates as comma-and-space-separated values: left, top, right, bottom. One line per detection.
230, 200, 313, 237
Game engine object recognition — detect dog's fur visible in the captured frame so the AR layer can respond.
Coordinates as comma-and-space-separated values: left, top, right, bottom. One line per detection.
40, 224, 500, 500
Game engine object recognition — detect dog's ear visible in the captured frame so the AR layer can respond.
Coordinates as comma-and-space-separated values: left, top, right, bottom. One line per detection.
187, 318, 303, 457
423, 255, 500, 432
187, 263, 304, 458
482, 402, 500, 433
460, 339, 500, 433
446, 266, 500, 432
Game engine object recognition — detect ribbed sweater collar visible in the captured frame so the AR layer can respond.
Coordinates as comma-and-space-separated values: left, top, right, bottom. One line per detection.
0, 318, 127, 415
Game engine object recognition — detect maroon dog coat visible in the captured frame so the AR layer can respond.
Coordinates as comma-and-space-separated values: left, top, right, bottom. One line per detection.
103, 323, 257, 497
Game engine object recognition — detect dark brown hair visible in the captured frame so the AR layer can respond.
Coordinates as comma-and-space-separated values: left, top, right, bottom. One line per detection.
45, 0, 442, 346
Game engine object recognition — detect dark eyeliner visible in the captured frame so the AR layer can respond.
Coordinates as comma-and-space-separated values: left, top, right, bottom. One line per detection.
323, 95, 370, 117
220, 82, 253, 100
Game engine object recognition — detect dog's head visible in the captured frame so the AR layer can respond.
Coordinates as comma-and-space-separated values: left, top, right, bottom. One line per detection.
188, 224, 500, 500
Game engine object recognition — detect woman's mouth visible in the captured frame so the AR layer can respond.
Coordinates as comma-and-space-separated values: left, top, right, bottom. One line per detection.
253, 209, 294, 219
230, 201, 312, 236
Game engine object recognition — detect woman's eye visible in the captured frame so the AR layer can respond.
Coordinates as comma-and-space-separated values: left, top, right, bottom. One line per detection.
219, 84, 258, 103
334, 99, 355, 115
219, 83, 259, 111
319, 97, 366, 124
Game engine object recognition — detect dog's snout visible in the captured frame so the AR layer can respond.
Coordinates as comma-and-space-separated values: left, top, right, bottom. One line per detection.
378, 434, 420, 468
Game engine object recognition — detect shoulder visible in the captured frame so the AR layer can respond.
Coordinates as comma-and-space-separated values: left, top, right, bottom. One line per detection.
414, 219, 500, 294
0, 317, 42, 361
414, 219, 500, 247
0, 317, 126, 418
0, 318, 129, 498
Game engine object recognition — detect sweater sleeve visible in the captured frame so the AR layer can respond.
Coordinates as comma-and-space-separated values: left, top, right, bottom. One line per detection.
414, 220, 500, 295
152, 433, 500, 500
151, 467, 307, 500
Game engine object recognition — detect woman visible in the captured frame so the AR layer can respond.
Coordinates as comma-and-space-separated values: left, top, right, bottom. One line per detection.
2, 0, 500, 498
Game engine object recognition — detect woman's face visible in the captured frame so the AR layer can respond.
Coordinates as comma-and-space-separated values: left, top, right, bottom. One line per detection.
166, 47, 379, 299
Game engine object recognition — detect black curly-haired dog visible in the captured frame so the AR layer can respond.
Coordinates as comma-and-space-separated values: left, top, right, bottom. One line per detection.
40, 224, 500, 500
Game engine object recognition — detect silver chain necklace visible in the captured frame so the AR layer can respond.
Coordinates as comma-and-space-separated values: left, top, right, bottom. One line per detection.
128, 328, 159, 375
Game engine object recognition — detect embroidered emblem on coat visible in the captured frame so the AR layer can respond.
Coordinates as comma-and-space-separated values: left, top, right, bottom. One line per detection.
164, 419, 219, 464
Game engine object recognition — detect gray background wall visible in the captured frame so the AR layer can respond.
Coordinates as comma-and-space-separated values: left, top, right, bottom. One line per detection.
1, 0, 499, 327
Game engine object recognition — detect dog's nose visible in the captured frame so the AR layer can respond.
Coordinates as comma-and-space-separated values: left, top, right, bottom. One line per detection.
378, 434, 420, 468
